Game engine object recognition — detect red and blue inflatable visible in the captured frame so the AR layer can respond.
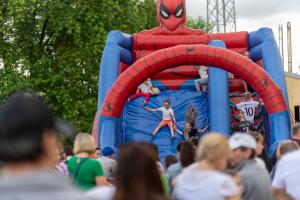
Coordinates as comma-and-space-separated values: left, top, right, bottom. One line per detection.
93, 0, 291, 158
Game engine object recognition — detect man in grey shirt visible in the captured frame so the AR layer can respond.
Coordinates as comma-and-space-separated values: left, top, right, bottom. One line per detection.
228, 133, 272, 200
98, 147, 118, 181
0, 94, 93, 200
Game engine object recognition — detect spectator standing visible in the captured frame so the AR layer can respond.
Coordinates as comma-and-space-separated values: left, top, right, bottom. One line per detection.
167, 141, 195, 192
0, 94, 92, 200
272, 149, 300, 199
68, 133, 109, 190
98, 147, 118, 182
164, 155, 177, 170
173, 134, 240, 200
271, 140, 299, 180
228, 133, 272, 200
250, 131, 268, 171
92, 147, 101, 160
292, 123, 300, 146
86, 144, 169, 200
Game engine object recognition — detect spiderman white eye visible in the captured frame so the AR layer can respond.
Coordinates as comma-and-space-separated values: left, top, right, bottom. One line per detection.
160, 2, 170, 19
174, 3, 184, 18
175, 8, 183, 17
162, 10, 169, 18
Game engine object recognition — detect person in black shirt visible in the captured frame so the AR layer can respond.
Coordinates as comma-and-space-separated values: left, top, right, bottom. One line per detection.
232, 111, 257, 133
179, 122, 209, 146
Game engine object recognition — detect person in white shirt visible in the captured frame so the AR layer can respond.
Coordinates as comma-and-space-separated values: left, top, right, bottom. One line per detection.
144, 99, 181, 139
173, 134, 240, 200
128, 78, 160, 105
194, 66, 208, 92
272, 149, 300, 200
235, 92, 263, 124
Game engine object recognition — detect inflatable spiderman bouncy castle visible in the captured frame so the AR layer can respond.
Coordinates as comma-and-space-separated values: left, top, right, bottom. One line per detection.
93, 0, 291, 159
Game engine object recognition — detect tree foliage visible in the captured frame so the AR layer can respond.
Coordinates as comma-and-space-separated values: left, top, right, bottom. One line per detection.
0, 1, 210, 132
186, 16, 213, 33
0, 0, 157, 131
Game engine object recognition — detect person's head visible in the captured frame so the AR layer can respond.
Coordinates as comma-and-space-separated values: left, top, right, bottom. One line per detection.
249, 131, 265, 156
0, 94, 60, 170
147, 143, 160, 162
243, 92, 252, 101
164, 155, 177, 169
228, 133, 257, 168
179, 141, 195, 167
238, 111, 246, 121
185, 121, 193, 131
226, 170, 243, 196
91, 147, 101, 159
196, 133, 231, 171
273, 191, 294, 200
113, 144, 165, 200
73, 133, 95, 156
276, 140, 299, 160
163, 99, 170, 109
102, 147, 115, 158
292, 123, 300, 139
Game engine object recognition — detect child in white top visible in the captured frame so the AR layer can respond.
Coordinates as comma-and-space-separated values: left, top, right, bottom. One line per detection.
128, 78, 160, 105
144, 99, 181, 139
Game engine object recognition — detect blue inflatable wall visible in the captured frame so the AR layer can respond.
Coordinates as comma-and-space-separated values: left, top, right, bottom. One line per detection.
121, 90, 209, 160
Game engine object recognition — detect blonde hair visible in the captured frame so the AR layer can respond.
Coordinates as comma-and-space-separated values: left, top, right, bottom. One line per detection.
243, 92, 252, 100
196, 133, 230, 164
73, 133, 95, 155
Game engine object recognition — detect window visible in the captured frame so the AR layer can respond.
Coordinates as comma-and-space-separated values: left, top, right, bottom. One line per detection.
295, 106, 300, 122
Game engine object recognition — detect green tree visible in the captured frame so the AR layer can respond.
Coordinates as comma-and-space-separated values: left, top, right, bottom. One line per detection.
0, 0, 157, 132
185, 16, 213, 33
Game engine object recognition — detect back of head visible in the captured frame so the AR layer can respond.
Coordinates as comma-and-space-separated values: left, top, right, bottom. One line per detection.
147, 143, 160, 161
292, 123, 300, 137
164, 155, 177, 169
196, 133, 230, 164
243, 92, 252, 100
278, 140, 299, 156
113, 144, 165, 200
0, 94, 56, 163
73, 133, 95, 155
179, 141, 195, 167
102, 146, 114, 157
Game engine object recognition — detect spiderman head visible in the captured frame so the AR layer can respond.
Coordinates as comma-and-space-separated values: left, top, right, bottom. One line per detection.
157, 0, 186, 31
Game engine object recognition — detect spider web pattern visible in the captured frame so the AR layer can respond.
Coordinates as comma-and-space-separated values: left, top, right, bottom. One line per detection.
101, 45, 287, 118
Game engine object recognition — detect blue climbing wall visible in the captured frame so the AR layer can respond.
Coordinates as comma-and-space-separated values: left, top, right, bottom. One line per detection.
121, 90, 209, 160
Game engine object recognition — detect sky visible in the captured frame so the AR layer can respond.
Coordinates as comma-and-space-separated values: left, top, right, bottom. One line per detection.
186, 0, 300, 73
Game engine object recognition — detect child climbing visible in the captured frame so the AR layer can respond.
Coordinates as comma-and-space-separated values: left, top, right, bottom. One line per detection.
178, 105, 209, 146
128, 78, 160, 105
144, 99, 181, 139
235, 92, 264, 124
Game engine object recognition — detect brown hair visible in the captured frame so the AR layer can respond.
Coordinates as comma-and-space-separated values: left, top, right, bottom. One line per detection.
278, 140, 299, 155
113, 144, 167, 200
292, 123, 300, 137
180, 141, 195, 167
164, 155, 177, 169
163, 99, 170, 105
147, 143, 160, 161
249, 131, 264, 143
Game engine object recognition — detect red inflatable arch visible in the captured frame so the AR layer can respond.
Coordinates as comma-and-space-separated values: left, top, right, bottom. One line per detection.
101, 45, 287, 118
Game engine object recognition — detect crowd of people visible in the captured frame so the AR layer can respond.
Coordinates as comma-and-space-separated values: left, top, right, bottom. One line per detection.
1, 94, 300, 200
